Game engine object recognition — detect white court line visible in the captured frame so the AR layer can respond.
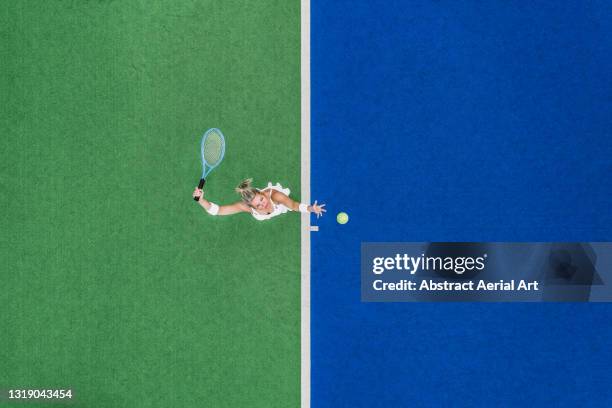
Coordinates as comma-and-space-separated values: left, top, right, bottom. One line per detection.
300, 0, 311, 407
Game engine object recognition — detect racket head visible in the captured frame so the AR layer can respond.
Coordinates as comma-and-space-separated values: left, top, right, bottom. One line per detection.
200, 128, 226, 178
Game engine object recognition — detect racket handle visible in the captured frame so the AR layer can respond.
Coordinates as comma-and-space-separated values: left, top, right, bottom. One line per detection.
193, 178, 206, 201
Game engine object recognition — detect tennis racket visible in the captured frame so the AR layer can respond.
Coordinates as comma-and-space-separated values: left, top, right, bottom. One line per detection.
193, 128, 226, 201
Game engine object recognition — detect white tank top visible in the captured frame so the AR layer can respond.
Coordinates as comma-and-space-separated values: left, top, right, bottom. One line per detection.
251, 182, 291, 221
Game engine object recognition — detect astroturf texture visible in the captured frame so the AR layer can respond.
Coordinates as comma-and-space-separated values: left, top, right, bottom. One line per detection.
1, 1, 301, 407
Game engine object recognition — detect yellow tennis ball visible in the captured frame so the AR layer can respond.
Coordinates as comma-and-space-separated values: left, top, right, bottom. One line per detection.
337, 212, 349, 224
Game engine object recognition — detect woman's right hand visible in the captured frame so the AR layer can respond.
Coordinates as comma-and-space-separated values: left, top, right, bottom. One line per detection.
193, 187, 204, 201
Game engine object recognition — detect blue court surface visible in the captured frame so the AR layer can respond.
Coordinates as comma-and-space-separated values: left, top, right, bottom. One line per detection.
311, 1, 612, 407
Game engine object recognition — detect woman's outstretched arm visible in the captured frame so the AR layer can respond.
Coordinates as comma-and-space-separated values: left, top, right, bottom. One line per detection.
193, 187, 250, 216
270, 190, 326, 218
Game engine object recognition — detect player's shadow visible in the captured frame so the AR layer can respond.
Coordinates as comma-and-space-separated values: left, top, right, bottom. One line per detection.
539, 243, 602, 301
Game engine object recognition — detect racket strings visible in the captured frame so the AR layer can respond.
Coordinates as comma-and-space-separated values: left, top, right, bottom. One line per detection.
202, 131, 224, 166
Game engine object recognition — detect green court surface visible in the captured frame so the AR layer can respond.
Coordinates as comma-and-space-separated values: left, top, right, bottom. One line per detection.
1, 1, 301, 407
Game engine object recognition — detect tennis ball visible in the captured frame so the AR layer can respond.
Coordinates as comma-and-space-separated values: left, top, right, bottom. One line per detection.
337, 212, 349, 225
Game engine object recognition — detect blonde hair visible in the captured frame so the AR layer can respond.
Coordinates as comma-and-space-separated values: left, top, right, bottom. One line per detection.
235, 178, 259, 204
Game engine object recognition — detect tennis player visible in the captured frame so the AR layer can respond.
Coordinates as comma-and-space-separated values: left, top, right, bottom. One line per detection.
192, 178, 326, 221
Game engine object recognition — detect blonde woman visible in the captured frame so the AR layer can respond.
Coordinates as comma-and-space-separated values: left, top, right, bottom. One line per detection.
192, 178, 326, 221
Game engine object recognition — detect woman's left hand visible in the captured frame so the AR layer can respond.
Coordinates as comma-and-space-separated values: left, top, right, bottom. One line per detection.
311, 201, 326, 218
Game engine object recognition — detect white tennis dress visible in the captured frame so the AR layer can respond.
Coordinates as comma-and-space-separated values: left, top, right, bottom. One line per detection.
251, 182, 291, 221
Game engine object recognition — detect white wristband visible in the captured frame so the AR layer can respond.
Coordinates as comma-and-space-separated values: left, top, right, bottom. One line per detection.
207, 203, 220, 216
298, 203, 309, 213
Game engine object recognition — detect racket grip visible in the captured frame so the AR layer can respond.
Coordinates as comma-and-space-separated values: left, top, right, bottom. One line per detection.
193, 178, 206, 201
